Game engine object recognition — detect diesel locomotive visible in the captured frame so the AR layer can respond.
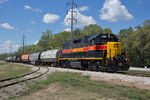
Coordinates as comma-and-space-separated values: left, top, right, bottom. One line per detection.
5, 33, 129, 72
58, 33, 129, 71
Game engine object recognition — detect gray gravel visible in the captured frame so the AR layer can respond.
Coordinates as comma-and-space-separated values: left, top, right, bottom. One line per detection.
46, 67, 150, 86
1, 63, 150, 100
130, 67, 150, 72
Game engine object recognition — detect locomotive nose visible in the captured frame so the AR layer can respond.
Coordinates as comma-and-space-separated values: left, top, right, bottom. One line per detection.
107, 42, 121, 59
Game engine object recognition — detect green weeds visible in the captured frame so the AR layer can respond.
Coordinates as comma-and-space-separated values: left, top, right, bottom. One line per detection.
10, 72, 150, 100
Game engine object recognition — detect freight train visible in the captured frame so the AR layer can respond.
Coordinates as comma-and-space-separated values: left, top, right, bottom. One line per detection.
5, 33, 130, 71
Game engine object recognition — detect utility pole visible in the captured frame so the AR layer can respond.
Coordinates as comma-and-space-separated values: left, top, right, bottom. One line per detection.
9, 41, 12, 55
66, 0, 77, 40
22, 34, 26, 54
4, 49, 6, 54
43, 38, 46, 51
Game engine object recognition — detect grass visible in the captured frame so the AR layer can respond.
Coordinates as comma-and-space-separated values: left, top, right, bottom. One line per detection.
0, 62, 31, 80
127, 70, 150, 75
10, 72, 150, 100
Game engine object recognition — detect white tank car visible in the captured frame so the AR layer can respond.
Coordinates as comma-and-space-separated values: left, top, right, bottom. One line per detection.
40, 49, 59, 65
29, 52, 40, 65
12, 56, 17, 62
6, 57, 13, 62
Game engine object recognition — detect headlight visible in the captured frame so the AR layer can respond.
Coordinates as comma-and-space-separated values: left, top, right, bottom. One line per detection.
126, 58, 128, 60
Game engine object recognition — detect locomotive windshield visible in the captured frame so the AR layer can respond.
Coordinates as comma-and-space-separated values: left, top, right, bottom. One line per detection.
94, 34, 118, 45
62, 33, 118, 48
101, 34, 118, 42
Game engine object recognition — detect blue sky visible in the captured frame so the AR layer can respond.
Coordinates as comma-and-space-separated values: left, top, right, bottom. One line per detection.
0, 0, 150, 54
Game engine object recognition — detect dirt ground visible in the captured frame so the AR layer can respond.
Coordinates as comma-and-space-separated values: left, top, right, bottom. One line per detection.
14, 77, 150, 100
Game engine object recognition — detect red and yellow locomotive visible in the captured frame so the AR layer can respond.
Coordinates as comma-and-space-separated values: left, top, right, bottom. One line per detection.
58, 33, 129, 71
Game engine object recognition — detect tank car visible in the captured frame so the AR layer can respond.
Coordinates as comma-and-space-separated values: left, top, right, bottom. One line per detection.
12, 56, 17, 62
29, 52, 41, 65
21, 54, 30, 63
16, 56, 21, 63
5, 57, 13, 62
40, 49, 58, 66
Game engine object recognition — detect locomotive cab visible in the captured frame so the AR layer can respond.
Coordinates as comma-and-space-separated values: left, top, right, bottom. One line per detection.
106, 42, 129, 71
91, 34, 129, 71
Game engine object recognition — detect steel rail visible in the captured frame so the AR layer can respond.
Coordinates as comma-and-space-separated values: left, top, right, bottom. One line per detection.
0, 66, 49, 89
0, 66, 40, 83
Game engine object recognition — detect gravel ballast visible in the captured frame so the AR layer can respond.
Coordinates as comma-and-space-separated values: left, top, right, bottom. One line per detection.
42, 67, 150, 86
1, 64, 150, 100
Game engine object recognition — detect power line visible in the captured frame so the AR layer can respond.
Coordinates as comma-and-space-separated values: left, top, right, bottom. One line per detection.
66, 0, 77, 40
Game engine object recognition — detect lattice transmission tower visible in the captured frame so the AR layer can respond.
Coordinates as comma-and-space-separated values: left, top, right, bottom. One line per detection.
66, 0, 77, 40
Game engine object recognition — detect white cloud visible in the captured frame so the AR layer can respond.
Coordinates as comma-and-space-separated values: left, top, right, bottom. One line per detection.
30, 21, 36, 24
0, 0, 8, 4
0, 0, 8, 7
79, 6, 89, 12
64, 9, 96, 27
24, 5, 42, 12
33, 40, 39, 45
100, 0, 133, 22
0, 40, 19, 54
64, 27, 71, 32
43, 13, 60, 24
24, 5, 32, 9
1, 23, 17, 30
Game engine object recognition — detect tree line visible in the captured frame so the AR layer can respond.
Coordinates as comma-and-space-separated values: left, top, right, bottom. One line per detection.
118, 20, 150, 67
0, 20, 150, 67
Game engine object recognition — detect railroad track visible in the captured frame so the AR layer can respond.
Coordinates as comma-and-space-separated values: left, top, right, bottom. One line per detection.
53, 66, 150, 77
78, 68, 150, 77
109, 71, 150, 77
0, 66, 49, 89
124, 73, 150, 77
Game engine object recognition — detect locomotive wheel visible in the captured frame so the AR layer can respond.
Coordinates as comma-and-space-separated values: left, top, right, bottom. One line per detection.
88, 61, 98, 71
88, 61, 94, 70
60, 61, 68, 68
65, 61, 70, 68
81, 61, 88, 69
51, 63, 57, 67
